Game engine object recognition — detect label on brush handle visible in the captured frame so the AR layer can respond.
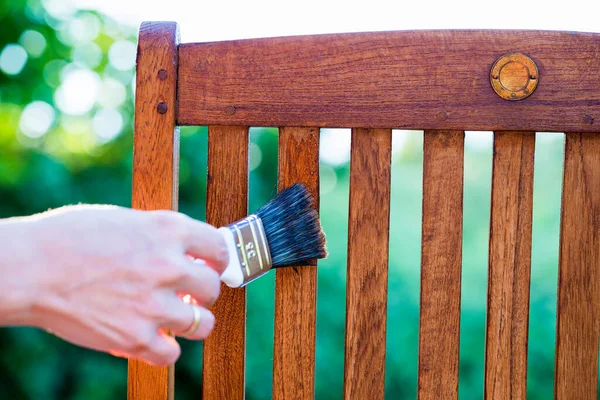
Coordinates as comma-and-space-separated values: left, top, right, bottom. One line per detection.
225, 214, 272, 286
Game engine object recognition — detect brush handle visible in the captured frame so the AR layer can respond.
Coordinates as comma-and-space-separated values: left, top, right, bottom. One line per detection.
193, 228, 244, 288
194, 215, 273, 288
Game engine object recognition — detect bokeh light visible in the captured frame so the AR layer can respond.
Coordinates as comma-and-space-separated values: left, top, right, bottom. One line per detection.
320, 128, 351, 166
0, 44, 28, 76
60, 115, 91, 135
319, 164, 337, 194
19, 30, 47, 58
43, 59, 68, 87
108, 40, 136, 71
391, 130, 411, 156
19, 101, 56, 138
68, 13, 101, 44
72, 42, 103, 68
92, 108, 123, 141
97, 77, 126, 108
41, 0, 76, 20
249, 142, 262, 171
54, 67, 100, 115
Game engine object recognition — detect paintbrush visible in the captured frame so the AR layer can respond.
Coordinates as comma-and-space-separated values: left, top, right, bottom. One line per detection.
197, 183, 327, 287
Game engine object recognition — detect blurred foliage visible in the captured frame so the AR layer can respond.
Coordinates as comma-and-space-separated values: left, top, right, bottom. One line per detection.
0, 0, 579, 399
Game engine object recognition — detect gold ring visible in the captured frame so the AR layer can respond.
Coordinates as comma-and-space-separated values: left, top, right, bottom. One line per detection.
180, 305, 201, 337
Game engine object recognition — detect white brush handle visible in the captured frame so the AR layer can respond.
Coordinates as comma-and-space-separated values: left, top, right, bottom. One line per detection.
193, 228, 244, 288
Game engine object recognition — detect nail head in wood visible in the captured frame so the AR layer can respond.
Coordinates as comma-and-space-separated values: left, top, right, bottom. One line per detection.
490, 53, 539, 101
157, 102, 168, 114
157, 69, 168, 80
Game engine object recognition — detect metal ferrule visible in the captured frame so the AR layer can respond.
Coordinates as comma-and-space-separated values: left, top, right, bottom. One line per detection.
225, 214, 272, 286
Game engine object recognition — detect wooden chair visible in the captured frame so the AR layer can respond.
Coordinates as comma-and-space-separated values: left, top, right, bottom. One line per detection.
128, 22, 600, 399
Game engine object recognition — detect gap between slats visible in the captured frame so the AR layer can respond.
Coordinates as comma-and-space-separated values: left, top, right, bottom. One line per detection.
526, 132, 564, 398
245, 127, 279, 399
385, 130, 424, 398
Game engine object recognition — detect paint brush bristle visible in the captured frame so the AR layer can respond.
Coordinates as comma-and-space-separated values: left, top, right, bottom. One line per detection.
255, 183, 327, 267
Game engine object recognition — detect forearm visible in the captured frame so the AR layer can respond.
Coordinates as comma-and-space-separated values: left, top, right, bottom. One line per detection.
0, 216, 42, 327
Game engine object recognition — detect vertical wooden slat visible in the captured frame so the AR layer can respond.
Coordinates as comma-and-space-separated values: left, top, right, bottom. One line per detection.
202, 126, 249, 399
273, 127, 319, 399
484, 131, 535, 399
555, 132, 600, 399
128, 21, 179, 400
418, 130, 464, 400
343, 128, 392, 399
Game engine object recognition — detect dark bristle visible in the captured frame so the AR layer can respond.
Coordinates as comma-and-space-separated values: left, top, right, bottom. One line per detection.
255, 183, 328, 267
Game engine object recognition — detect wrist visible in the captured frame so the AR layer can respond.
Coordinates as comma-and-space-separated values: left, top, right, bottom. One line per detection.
0, 216, 47, 327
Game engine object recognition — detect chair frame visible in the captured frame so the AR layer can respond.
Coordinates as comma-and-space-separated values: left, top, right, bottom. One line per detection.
128, 21, 600, 399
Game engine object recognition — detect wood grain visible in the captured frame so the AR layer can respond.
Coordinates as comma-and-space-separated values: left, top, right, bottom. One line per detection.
554, 132, 600, 399
202, 126, 249, 399
178, 30, 600, 132
128, 21, 179, 400
418, 130, 464, 400
484, 131, 535, 399
343, 128, 392, 399
273, 127, 319, 399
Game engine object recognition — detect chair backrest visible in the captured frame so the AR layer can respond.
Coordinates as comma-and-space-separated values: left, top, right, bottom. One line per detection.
128, 21, 600, 399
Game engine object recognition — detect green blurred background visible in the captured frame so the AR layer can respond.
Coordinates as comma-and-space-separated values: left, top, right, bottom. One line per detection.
0, 0, 575, 398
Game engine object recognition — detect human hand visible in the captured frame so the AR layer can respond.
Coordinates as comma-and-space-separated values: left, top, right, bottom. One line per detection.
0, 205, 228, 366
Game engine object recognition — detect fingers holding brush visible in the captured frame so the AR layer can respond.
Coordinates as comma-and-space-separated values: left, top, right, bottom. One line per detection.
161, 294, 215, 340
178, 217, 229, 275
161, 259, 219, 340
173, 260, 221, 307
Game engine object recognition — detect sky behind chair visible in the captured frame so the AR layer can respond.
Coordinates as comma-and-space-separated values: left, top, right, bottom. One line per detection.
76, 0, 599, 43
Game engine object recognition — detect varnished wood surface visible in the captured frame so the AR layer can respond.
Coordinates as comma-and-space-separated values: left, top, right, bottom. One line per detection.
202, 126, 249, 399
554, 132, 600, 399
343, 128, 391, 399
484, 132, 535, 399
178, 30, 600, 132
273, 127, 319, 399
418, 130, 464, 400
128, 21, 179, 400
132, 20, 600, 399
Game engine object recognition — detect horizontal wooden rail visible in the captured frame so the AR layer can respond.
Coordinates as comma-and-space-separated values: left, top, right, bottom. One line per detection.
177, 30, 600, 132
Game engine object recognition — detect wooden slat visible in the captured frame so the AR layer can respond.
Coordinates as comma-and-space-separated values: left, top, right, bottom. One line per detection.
178, 30, 600, 132
202, 126, 249, 399
128, 21, 179, 400
484, 131, 535, 399
418, 130, 464, 400
555, 132, 600, 399
273, 127, 319, 399
343, 128, 392, 399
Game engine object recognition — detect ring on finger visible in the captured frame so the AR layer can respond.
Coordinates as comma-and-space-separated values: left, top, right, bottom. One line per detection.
180, 304, 201, 337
